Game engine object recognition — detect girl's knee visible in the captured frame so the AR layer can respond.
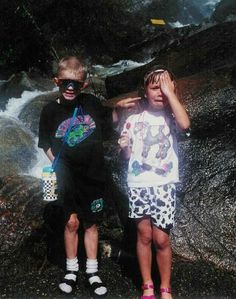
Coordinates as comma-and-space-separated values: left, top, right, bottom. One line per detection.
137, 224, 152, 245
154, 235, 170, 250
153, 228, 171, 249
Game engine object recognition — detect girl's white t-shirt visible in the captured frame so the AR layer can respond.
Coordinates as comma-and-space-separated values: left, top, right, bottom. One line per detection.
121, 109, 179, 188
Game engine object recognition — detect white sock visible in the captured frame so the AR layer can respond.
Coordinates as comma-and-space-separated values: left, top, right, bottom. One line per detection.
67, 257, 79, 272
86, 258, 107, 296
59, 257, 79, 294
86, 258, 98, 274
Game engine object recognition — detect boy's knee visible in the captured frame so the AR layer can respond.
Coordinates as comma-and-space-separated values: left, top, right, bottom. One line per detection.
66, 214, 79, 232
85, 223, 98, 235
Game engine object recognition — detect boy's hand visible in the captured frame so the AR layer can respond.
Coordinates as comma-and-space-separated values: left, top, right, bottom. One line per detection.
116, 97, 141, 110
160, 71, 175, 99
118, 132, 129, 150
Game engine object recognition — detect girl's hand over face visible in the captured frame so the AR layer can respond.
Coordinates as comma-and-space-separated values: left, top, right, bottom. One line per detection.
160, 71, 175, 98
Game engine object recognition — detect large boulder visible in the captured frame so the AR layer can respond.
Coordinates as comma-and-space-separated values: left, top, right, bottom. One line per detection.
105, 21, 236, 98
0, 71, 54, 111
173, 133, 236, 272
0, 175, 46, 278
0, 116, 37, 177
177, 65, 236, 136
170, 67, 236, 272
18, 91, 59, 135
212, 0, 236, 22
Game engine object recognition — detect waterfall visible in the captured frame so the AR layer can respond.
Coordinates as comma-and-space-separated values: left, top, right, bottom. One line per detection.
193, 0, 221, 17
0, 90, 46, 119
0, 89, 56, 178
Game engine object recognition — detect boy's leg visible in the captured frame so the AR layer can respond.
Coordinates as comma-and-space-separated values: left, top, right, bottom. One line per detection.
64, 213, 80, 258
59, 213, 79, 294
153, 227, 172, 299
84, 223, 98, 259
136, 218, 155, 297
77, 176, 107, 296
56, 162, 80, 294
84, 223, 107, 296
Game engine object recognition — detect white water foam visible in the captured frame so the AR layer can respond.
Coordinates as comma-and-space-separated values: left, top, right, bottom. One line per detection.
93, 59, 153, 78
0, 89, 55, 178
0, 90, 48, 117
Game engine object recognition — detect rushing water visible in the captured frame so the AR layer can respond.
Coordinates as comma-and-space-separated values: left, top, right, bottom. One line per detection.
92, 59, 152, 78
0, 89, 55, 178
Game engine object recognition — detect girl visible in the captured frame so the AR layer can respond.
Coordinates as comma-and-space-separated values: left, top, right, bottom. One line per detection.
118, 66, 190, 299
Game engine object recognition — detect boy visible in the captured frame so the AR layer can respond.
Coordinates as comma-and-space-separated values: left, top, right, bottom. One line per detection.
118, 66, 190, 299
38, 56, 139, 296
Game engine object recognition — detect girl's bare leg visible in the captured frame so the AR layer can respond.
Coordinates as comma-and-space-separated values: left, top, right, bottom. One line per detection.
153, 227, 172, 299
136, 218, 154, 296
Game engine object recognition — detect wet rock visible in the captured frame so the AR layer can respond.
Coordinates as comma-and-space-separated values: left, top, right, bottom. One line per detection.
18, 91, 59, 135
83, 76, 108, 101
105, 21, 236, 98
0, 116, 37, 177
212, 0, 236, 23
0, 247, 235, 298
177, 67, 236, 137
174, 134, 236, 272
0, 71, 53, 111
0, 175, 46, 280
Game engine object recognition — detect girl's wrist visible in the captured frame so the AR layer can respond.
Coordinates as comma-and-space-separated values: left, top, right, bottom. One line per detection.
165, 90, 176, 99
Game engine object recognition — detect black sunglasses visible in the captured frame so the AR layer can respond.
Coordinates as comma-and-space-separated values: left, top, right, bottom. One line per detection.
58, 79, 84, 90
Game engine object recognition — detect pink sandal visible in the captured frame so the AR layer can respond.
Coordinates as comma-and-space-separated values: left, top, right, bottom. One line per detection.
160, 287, 172, 298
141, 284, 156, 299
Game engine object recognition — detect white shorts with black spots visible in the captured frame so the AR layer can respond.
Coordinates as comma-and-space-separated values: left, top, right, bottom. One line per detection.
128, 184, 176, 230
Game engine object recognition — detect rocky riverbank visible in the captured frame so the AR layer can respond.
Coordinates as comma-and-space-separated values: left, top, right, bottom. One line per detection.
0, 254, 235, 299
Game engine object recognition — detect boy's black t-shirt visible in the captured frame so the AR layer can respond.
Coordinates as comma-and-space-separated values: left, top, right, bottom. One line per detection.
38, 93, 113, 182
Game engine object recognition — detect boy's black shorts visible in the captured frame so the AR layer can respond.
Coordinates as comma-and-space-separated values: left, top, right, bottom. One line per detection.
55, 161, 105, 225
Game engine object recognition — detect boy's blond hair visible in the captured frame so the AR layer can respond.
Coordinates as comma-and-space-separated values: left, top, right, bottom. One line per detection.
56, 56, 87, 80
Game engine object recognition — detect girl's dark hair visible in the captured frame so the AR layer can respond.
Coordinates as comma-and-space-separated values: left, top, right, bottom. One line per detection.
137, 65, 177, 111
143, 65, 176, 88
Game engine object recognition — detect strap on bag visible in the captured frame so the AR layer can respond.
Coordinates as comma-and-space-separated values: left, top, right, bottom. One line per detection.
51, 106, 81, 171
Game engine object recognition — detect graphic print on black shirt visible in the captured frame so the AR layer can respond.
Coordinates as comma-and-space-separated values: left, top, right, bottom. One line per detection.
38, 93, 113, 181
55, 111, 96, 147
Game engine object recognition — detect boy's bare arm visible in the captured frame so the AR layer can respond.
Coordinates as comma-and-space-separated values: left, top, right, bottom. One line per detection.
160, 72, 190, 130
106, 97, 140, 123
44, 148, 55, 163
